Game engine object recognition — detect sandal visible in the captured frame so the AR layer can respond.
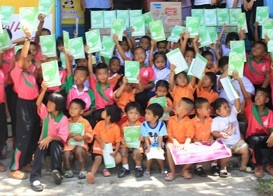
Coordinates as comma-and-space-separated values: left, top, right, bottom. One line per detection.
102, 168, 111, 177
265, 165, 273, 176
219, 170, 228, 178
181, 170, 192, 179
64, 170, 74, 178
86, 172, 95, 184
9, 170, 28, 180
164, 172, 176, 181
78, 171, 87, 179
239, 167, 253, 173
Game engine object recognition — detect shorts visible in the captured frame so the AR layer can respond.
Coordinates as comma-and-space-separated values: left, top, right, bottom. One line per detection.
227, 139, 247, 153
91, 153, 102, 161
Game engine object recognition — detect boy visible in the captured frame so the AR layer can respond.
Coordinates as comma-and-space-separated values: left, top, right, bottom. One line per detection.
236, 72, 273, 178
164, 98, 195, 181
141, 103, 167, 176
63, 98, 93, 179
86, 105, 122, 184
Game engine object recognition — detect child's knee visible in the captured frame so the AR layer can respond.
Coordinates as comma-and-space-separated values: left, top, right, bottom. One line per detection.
115, 152, 122, 164
132, 149, 142, 161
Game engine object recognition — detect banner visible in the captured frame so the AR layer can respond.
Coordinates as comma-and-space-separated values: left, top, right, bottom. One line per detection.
61, 0, 84, 25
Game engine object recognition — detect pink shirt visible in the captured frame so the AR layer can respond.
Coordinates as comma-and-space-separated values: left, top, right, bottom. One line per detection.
38, 104, 68, 143
2, 48, 14, 85
0, 69, 5, 103
270, 70, 273, 105
89, 75, 114, 110
11, 63, 39, 100
139, 66, 155, 86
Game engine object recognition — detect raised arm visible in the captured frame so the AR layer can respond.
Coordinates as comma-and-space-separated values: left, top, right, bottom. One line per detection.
149, 39, 156, 66
180, 31, 189, 55
115, 77, 127, 99
253, 22, 259, 43
192, 35, 200, 55
113, 34, 131, 61
217, 25, 226, 57
124, 31, 133, 50
18, 29, 32, 69
232, 70, 251, 104
36, 81, 47, 109
169, 64, 176, 91
35, 14, 45, 44
65, 52, 73, 79
87, 53, 94, 77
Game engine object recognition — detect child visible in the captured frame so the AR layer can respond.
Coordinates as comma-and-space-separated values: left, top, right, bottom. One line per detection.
235, 71, 273, 178
9, 29, 41, 180
201, 50, 218, 73
169, 64, 196, 106
108, 57, 121, 85
86, 105, 122, 184
56, 36, 67, 70
118, 102, 144, 178
211, 97, 251, 178
164, 98, 195, 181
192, 98, 217, 177
139, 35, 151, 66
63, 98, 93, 179
141, 103, 167, 176
30, 82, 68, 192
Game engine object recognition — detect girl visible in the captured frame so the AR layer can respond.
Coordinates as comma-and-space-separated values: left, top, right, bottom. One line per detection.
30, 82, 68, 192
139, 35, 151, 66
169, 64, 197, 106
108, 57, 121, 85
118, 102, 144, 178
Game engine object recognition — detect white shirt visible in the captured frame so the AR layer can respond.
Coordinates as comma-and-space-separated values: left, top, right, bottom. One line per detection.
194, 0, 211, 5
115, 50, 133, 66
226, 0, 242, 8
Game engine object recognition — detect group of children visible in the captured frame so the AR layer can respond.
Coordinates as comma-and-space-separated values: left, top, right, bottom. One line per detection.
0, 12, 273, 193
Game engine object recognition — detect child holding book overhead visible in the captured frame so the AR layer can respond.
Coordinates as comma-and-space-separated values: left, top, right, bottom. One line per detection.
118, 102, 144, 178
86, 105, 122, 184
141, 103, 167, 176
164, 98, 195, 181
138, 35, 151, 66
63, 98, 93, 179
30, 82, 68, 192
108, 57, 121, 85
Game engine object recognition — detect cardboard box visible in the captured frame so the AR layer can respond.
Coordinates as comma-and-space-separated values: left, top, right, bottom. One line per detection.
150, 2, 182, 33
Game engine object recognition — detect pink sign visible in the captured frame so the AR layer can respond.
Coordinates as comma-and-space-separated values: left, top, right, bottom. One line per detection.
169, 140, 232, 165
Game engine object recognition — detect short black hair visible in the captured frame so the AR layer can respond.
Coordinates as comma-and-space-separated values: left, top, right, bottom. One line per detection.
254, 41, 267, 53
185, 47, 195, 54
157, 40, 167, 46
70, 98, 86, 110
109, 57, 120, 65
42, 28, 51, 35
140, 35, 151, 43
225, 32, 239, 45
146, 103, 164, 119
205, 72, 217, 92
218, 56, 229, 69
48, 93, 66, 112
181, 97, 194, 112
56, 36, 64, 46
155, 80, 169, 91
30, 41, 37, 46
75, 65, 89, 76
256, 87, 269, 98
153, 51, 167, 64
174, 71, 188, 81
195, 97, 209, 110
201, 50, 213, 58
133, 46, 146, 55
124, 102, 142, 114
212, 98, 228, 111
95, 63, 109, 73
105, 105, 122, 123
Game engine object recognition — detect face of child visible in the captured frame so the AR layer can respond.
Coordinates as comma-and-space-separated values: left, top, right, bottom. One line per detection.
24, 55, 33, 69
58, 44, 64, 53
173, 42, 180, 49
74, 70, 88, 86
185, 50, 195, 65
124, 83, 133, 92
96, 68, 108, 83
157, 42, 167, 53
216, 102, 231, 117
121, 40, 129, 52
134, 48, 146, 63
145, 109, 158, 122
174, 100, 188, 116
47, 100, 57, 113
109, 59, 120, 74
127, 108, 140, 123
154, 56, 166, 70
197, 102, 211, 117
254, 91, 269, 106
202, 75, 212, 88
41, 30, 50, 36
251, 43, 266, 58
219, 64, 228, 74
175, 73, 188, 87
139, 38, 150, 51
77, 59, 87, 67
29, 44, 37, 59
155, 86, 168, 97
69, 102, 83, 117
204, 54, 214, 69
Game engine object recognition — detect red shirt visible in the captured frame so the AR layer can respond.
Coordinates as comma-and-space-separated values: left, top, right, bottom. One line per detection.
2, 48, 14, 85
0, 69, 5, 103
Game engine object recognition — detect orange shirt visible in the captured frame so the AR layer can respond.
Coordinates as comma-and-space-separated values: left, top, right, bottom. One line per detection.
64, 116, 93, 152
196, 86, 218, 104
108, 73, 121, 85
120, 120, 142, 148
205, 64, 218, 73
192, 116, 212, 142
93, 120, 122, 155
167, 115, 195, 144
114, 89, 135, 112
170, 84, 195, 106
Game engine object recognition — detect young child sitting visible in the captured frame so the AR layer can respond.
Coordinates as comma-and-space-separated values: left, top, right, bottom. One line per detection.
141, 103, 167, 176
30, 82, 68, 192
211, 96, 251, 178
164, 98, 195, 181
86, 105, 122, 184
118, 102, 144, 178
107, 57, 121, 85
63, 99, 93, 179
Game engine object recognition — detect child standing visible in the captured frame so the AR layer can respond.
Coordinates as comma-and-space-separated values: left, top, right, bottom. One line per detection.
141, 103, 167, 176
30, 82, 68, 192
63, 99, 93, 179
86, 105, 122, 184
164, 98, 195, 181
118, 102, 144, 178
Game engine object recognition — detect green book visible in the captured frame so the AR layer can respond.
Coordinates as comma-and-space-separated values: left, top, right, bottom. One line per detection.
207, 27, 218, 43
103, 10, 116, 28
41, 60, 61, 88
117, 10, 129, 28
40, 34, 56, 58
228, 52, 245, 78
268, 40, 273, 52
130, 10, 142, 23
267, 29, 273, 40
63, 30, 70, 54
143, 12, 153, 28
111, 19, 125, 41
131, 15, 145, 37
69, 37, 85, 59
237, 13, 248, 33
198, 26, 212, 48
124, 126, 141, 149
149, 97, 170, 120
19, 7, 38, 31
0, 18, 2, 34
229, 8, 241, 26
103, 143, 116, 168
217, 8, 229, 26
100, 36, 115, 59
38, 0, 54, 16
0, 29, 12, 51
187, 53, 207, 79
0, 6, 14, 25
204, 9, 217, 26
85, 29, 102, 53
166, 48, 188, 74
220, 77, 239, 101
124, 61, 140, 83
230, 40, 246, 62
256, 6, 269, 25
68, 123, 84, 146
191, 9, 205, 24
91, 11, 104, 29
186, 16, 200, 38
167, 25, 185, 42
262, 19, 273, 39
149, 20, 166, 42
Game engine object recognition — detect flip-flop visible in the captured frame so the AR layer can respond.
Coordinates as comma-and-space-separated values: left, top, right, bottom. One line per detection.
102, 168, 111, 177
164, 172, 176, 181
